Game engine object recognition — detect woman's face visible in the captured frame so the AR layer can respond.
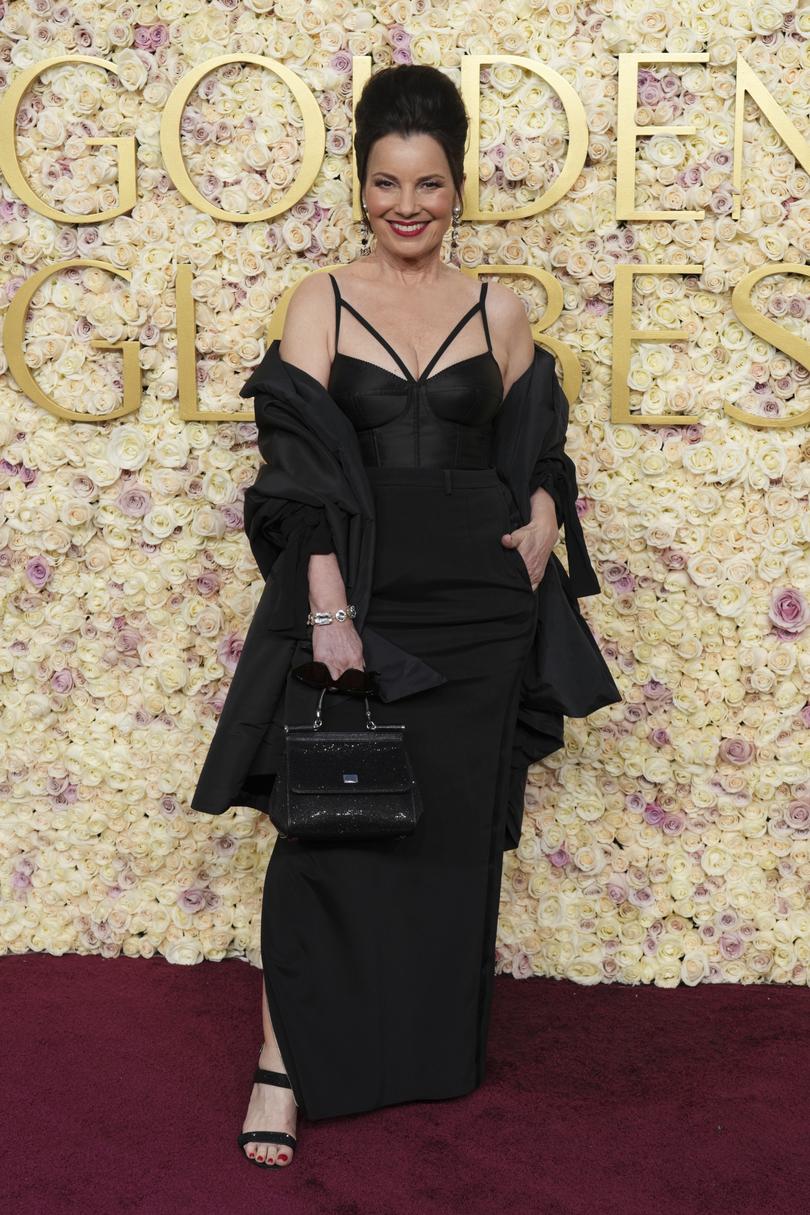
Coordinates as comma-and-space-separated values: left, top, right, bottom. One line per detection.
362, 132, 462, 259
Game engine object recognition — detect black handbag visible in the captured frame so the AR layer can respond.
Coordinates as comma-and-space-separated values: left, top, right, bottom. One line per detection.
269, 685, 423, 842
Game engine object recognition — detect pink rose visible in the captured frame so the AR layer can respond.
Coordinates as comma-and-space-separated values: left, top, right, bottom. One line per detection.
718, 934, 743, 960
785, 800, 810, 830
511, 950, 533, 979
718, 737, 756, 765
26, 556, 51, 588
51, 668, 75, 693
661, 814, 685, 835
118, 485, 151, 516
196, 571, 220, 596
643, 679, 672, 702
548, 847, 570, 868
218, 632, 244, 674
769, 588, 809, 636
605, 875, 628, 903
177, 888, 206, 913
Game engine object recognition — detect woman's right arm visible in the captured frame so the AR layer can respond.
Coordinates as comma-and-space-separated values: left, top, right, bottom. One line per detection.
279, 274, 366, 679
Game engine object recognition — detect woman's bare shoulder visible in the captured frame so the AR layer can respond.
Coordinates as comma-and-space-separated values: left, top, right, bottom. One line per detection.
278, 269, 341, 388
484, 278, 537, 389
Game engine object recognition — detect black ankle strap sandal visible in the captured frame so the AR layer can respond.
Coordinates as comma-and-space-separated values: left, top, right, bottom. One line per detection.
237, 1062, 298, 1167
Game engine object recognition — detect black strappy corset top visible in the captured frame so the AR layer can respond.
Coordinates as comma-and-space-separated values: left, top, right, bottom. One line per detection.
326, 273, 504, 469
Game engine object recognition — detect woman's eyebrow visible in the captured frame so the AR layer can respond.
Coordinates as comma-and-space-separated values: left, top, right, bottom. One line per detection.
371, 171, 446, 180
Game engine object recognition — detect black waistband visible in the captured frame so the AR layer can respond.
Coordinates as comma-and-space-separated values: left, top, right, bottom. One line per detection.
364, 466, 501, 488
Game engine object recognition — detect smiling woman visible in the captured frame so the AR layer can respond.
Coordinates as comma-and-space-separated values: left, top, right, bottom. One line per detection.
359, 127, 463, 262
234, 66, 551, 1166
198, 63, 621, 1170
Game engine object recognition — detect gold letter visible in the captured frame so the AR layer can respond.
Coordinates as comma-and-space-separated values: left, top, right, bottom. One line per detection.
0, 56, 137, 222
729, 264, 810, 428
6, 260, 141, 421
616, 53, 708, 221
161, 56, 324, 223
732, 59, 810, 222
177, 263, 252, 421
460, 55, 588, 222
612, 264, 703, 424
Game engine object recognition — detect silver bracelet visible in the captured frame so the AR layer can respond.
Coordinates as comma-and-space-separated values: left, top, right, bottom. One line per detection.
306, 604, 357, 627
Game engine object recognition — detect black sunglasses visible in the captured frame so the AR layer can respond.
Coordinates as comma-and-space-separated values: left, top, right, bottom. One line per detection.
291, 661, 380, 696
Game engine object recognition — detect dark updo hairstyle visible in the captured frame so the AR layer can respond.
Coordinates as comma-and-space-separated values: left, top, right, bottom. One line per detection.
354, 65, 469, 207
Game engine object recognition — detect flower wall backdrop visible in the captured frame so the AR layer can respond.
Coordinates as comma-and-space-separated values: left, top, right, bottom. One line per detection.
1, 2, 809, 987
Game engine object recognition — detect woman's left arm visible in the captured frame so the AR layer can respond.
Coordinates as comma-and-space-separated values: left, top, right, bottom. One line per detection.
527, 356, 602, 598
494, 285, 561, 591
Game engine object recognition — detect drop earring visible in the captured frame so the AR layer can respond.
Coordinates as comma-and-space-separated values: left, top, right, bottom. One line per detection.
449, 204, 461, 265
360, 202, 371, 255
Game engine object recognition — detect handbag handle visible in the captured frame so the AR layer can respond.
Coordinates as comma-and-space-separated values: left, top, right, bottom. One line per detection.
312, 686, 377, 731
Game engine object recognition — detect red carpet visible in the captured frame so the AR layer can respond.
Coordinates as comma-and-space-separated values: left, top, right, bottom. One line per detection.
4, 953, 809, 1214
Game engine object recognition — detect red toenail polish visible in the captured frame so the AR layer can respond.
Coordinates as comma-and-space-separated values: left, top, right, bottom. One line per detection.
278, 1153, 288, 1161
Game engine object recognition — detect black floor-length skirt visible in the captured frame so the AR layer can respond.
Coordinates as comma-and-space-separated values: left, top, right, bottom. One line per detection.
260, 466, 538, 1121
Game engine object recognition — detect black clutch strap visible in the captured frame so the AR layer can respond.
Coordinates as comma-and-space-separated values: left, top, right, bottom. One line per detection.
313, 686, 376, 731
284, 686, 404, 735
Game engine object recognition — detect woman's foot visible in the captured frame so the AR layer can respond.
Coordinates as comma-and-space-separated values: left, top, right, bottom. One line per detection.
240, 1042, 298, 1166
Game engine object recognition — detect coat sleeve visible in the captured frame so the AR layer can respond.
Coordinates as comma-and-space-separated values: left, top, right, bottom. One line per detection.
241, 388, 341, 636
242, 483, 335, 637
530, 357, 601, 598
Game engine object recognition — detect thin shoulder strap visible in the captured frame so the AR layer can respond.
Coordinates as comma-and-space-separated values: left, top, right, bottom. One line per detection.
328, 273, 341, 350
479, 280, 493, 353
336, 292, 415, 382
420, 291, 485, 380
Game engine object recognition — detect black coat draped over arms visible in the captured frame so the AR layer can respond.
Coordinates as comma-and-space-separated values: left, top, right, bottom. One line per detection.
190, 339, 622, 851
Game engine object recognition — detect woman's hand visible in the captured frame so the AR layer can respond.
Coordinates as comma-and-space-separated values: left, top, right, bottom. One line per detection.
500, 490, 559, 591
311, 618, 365, 682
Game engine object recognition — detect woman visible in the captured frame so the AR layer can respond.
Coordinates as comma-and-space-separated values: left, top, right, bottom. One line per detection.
193, 64, 621, 1167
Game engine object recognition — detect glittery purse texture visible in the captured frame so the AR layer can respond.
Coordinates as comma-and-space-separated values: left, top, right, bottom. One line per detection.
270, 695, 423, 842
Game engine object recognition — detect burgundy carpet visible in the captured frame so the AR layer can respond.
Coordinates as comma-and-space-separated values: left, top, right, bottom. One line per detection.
4, 952, 809, 1214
